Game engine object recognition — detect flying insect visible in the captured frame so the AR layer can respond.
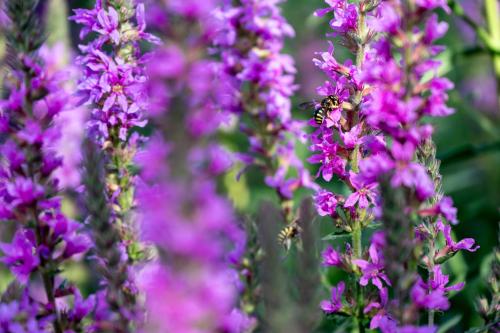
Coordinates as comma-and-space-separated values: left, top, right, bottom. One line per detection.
277, 222, 302, 250
299, 95, 341, 125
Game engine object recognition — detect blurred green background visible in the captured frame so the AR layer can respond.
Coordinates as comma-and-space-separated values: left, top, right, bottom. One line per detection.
0, 0, 498, 332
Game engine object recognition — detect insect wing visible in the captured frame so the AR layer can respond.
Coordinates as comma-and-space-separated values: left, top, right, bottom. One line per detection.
298, 101, 317, 110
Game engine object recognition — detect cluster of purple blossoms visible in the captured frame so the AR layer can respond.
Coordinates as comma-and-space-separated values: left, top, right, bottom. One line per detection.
71, 0, 159, 144
135, 1, 250, 332
41, 43, 89, 190
0, 4, 91, 331
310, 0, 479, 332
214, 0, 316, 219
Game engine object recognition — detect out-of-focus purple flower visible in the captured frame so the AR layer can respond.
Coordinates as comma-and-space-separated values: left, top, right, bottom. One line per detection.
214, 0, 314, 204
428, 265, 464, 293
410, 278, 449, 311
320, 281, 345, 313
0, 289, 50, 332
0, 230, 39, 284
136, 1, 245, 331
139, 263, 237, 333
435, 196, 458, 224
410, 265, 464, 312
378, 316, 438, 333
415, 0, 450, 13
66, 291, 96, 322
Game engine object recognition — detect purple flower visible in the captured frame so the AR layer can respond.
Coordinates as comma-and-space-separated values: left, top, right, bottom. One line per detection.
340, 123, 363, 148
309, 139, 346, 181
320, 281, 345, 313
410, 278, 449, 311
378, 317, 438, 333
96, 7, 120, 44
428, 265, 464, 293
135, 4, 162, 44
436, 196, 458, 224
438, 221, 479, 252
364, 288, 392, 330
67, 291, 96, 322
314, 190, 338, 216
0, 290, 50, 332
415, 0, 450, 13
6, 177, 44, 208
0, 230, 40, 284
353, 242, 391, 290
352, 236, 391, 289
390, 142, 434, 200
322, 246, 343, 267
345, 171, 377, 209
423, 14, 449, 44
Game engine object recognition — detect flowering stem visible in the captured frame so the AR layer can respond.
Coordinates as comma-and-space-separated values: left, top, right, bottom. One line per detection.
24, 53, 63, 333
351, 3, 368, 332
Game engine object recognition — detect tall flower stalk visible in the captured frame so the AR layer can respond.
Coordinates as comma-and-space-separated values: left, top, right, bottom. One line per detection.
310, 0, 479, 332
70, 0, 158, 330
214, 0, 316, 223
71, 0, 158, 260
135, 1, 247, 331
309, 0, 382, 331
0, 1, 90, 332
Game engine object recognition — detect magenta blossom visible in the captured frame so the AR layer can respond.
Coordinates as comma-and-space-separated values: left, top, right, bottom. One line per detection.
320, 281, 345, 313
314, 190, 338, 216
322, 246, 343, 267
353, 242, 391, 290
345, 171, 377, 209
438, 221, 479, 252
410, 278, 449, 311
0, 230, 40, 284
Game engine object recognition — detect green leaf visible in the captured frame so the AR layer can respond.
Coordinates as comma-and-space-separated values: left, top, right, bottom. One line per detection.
437, 315, 462, 333
321, 230, 352, 241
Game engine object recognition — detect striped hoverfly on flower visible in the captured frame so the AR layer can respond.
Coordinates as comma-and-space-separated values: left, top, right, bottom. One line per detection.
299, 95, 352, 125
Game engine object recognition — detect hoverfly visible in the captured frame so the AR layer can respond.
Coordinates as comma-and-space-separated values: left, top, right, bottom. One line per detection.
299, 95, 341, 125
277, 222, 302, 251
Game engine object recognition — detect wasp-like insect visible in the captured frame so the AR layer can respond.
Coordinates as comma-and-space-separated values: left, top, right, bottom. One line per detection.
299, 95, 341, 125
277, 222, 302, 250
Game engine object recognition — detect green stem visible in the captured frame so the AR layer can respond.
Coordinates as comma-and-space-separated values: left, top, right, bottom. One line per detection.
427, 240, 436, 326
351, 3, 367, 332
485, 0, 500, 73
352, 220, 364, 333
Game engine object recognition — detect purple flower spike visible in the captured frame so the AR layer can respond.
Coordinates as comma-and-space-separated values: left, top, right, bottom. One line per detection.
214, 0, 315, 207
320, 282, 345, 313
